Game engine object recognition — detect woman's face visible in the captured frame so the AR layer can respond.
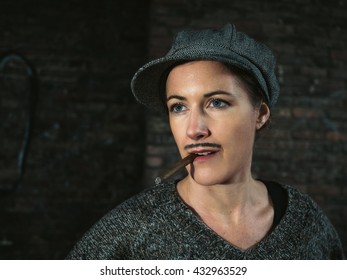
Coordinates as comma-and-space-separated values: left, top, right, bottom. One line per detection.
166, 60, 269, 186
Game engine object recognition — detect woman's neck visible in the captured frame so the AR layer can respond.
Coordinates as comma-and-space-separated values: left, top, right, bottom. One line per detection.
177, 175, 269, 221
176, 175, 274, 250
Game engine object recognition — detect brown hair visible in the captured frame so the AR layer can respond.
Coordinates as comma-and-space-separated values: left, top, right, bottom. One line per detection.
225, 64, 272, 133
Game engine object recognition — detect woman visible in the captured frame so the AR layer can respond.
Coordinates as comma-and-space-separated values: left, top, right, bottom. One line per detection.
67, 24, 344, 259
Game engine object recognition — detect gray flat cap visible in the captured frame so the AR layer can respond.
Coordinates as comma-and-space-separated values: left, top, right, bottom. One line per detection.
131, 23, 280, 111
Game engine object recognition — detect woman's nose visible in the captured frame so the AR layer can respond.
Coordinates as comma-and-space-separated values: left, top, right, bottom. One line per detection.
186, 109, 210, 141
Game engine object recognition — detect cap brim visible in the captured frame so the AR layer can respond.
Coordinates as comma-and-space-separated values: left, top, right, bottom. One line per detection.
131, 49, 272, 112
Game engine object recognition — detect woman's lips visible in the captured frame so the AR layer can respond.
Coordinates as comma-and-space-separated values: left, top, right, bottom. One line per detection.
196, 152, 217, 161
190, 150, 219, 162
185, 143, 221, 162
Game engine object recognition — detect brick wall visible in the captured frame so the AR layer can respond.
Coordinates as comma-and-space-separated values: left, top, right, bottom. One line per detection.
145, 0, 347, 254
0, 0, 149, 259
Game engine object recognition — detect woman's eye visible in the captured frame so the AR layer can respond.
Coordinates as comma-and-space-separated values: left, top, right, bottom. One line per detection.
209, 99, 229, 108
170, 103, 187, 113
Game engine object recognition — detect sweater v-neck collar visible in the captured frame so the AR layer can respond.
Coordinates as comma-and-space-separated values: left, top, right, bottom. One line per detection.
168, 181, 296, 258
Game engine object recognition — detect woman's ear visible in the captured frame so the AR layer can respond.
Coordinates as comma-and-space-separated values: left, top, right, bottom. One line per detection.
256, 102, 271, 130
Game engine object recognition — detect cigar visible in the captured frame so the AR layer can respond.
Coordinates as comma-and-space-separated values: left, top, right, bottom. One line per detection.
155, 153, 197, 185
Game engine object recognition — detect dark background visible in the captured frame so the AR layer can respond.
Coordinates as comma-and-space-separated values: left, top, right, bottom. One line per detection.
0, 0, 346, 259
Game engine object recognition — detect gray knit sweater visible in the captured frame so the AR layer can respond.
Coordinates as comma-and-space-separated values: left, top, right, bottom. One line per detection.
67, 181, 344, 259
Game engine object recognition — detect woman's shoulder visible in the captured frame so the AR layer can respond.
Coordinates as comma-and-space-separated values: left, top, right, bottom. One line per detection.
282, 184, 324, 214
262, 182, 344, 259
264, 181, 334, 229
66, 181, 180, 259
113, 181, 178, 214
93, 181, 182, 231
284, 183, 344, 259
277, 183, 339, 235
271, 183, 325, 218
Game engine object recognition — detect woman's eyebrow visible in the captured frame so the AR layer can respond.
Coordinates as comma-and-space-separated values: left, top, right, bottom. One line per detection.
166, 91, 235, 102
166, 95, 186, 102
204, 90, 235, 98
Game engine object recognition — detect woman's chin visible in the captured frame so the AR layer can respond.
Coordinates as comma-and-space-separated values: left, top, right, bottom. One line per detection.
190, 172, 225, 186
